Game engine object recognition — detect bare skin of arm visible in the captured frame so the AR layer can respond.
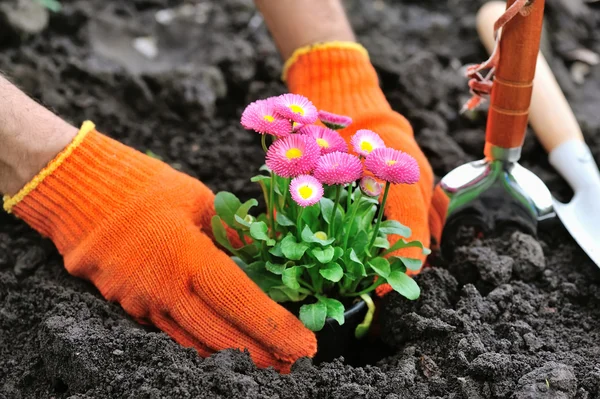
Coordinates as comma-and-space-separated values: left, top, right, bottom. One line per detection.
254, 0, 355, 60
0, 75, 78, 196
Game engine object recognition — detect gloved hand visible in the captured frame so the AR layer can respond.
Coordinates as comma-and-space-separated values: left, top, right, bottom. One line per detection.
284, 42, 445, 294
3, 121, 316, 372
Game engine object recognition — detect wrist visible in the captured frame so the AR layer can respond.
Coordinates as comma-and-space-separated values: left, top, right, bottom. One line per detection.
0, 76, 78, 196
255, 0, 355, 60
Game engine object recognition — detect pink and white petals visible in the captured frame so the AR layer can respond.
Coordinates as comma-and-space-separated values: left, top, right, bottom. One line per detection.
274, 94, 318, 125
241, 98, 291, 137
365, 147, 420, 185
350, 129, 386, 157
290, 175, 324, 207
298, 125, 348, 155
265, 135, 321, 178
359, 176, 383, 197
313, 152, 363, 186
318, 110, 353, 130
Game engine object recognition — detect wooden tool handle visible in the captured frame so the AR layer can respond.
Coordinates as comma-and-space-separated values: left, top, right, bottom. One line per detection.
478, 1, 584, 153
484, 0, 545, 150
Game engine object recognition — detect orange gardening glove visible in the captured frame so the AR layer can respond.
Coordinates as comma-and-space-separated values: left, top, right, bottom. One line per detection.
2, 122, 316, 372
285, 42, 444, 295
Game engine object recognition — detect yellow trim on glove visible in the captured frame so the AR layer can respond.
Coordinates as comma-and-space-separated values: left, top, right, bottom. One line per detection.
281, 41, 369, 82
3, 121, 95, 213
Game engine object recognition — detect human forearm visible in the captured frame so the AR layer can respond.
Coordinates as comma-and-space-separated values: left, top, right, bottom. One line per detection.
0, 75, 77, 196
254, 0, 355, 60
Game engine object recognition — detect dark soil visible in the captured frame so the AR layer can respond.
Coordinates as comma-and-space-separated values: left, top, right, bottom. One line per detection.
1, 0, 600, 397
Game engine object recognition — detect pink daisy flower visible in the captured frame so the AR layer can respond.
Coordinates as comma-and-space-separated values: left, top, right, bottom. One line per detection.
241, 98, 291, 137
274, 94, 318, 125
360, 176, 383, 197
350, 129, 386, 157
313, 152, 363, 185
290, 175, 324, 207
298, 125, 348, 155
365, 148, 420, 184
318, 110, 352, 130
266, 134, 320, 178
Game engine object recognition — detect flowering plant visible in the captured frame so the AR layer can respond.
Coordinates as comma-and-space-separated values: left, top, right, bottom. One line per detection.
212, 94, 429, 335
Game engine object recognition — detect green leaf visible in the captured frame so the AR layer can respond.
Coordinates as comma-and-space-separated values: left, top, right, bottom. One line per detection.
210, 216, 235, 253
301, 204, 321, 224
384, 239, 431, 256
269, 242, 284, 257
373, 237, 390, 250
214, 192, 242, 227
299, 302, 328, 331
268, 286, 307, 302
244, 268, 282, 292
351, 230, 369, 256
392, 256, 423, 271
234, 214, 252, 229
379, 220, 411, 238
368, 257, 391, 278
238, 244, 259, 258
281, 235, 309, 261
282, 266, 301, 290
319, 297, 345, 325
265, 261, 286, 275
259, 164, 271, 173
332, 247, 344, 261
347, 249, 367, 278
249, 222, 275, 246
301, 225, 335, 246
311, 246, 335, 264
250, 174, 270, 183
237, 199, 258, 218
276, 212, 295, 227
320, 197, 335, 225
319, 262, 343, 282
389, 258, 407, 273
36, 0, 62, 12
387, 271, 420, 300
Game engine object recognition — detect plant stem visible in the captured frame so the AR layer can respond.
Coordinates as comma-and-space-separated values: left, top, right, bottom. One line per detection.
346, 184, 352, 211
296, 207, 304, 240
329, 185, 342, 237
355, 293, 375, 339
342, 190, 361, 251
261, 134, 268, 153
366, 181, 391, 253
307, 266, 323, 294
346, 276, 386, 297
280, 178, 289, 210
269, 173, 276, 238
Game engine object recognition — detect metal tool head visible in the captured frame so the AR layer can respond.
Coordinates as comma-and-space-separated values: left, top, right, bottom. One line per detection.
439, 153, 554, 258
549, 140, 600, 266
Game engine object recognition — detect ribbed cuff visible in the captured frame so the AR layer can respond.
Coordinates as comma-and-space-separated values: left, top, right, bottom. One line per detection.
284, 42, 391, 119
4, 121, 164, 254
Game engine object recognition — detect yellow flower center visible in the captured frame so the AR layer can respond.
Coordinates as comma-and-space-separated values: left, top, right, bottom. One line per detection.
360, 141, 373, 153
314, 231, 328, 240
366, 182, 375, 192
386, 160, 397, 166
263, 115, 275, 122
316, 138, 330, 148
290, 104, 305, 115
286, 147, 303, 159
298, 185, 313, 199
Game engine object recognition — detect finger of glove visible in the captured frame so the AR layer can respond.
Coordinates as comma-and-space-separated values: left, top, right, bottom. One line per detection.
150, 312, 213, 358
166, 291, 294, 372
188, 231, 317, 366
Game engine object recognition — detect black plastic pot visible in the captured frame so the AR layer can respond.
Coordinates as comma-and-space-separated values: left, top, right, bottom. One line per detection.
312, 299, 368, 364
